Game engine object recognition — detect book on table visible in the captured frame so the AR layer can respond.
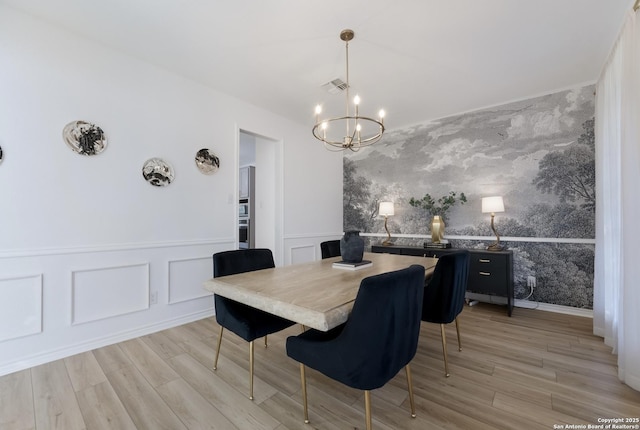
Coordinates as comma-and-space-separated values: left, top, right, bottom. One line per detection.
332, 260, 373, 270
423, 241, 451, 249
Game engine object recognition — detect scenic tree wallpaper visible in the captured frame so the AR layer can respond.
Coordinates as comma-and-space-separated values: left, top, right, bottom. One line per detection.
344, 85, 595, 309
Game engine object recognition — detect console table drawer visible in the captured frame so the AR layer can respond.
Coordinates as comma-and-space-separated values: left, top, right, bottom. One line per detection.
467, 250, 513, 315
469, 253, 508, 295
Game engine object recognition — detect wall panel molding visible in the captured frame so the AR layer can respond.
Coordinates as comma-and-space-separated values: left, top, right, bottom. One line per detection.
168, 256, 213, 305
71, 263, 150, 325
284, 232, 343, 240
0, 238, 235, 259
361, 232, 595, 245
289, 244, 316, 265
0, 274, 43, 342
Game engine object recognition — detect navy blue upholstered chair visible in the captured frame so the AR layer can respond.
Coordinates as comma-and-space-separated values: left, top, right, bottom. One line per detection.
421, 250, 470, 377
320, 239, 341, 259
286, 265, 425, 430
212, 249, 295, 400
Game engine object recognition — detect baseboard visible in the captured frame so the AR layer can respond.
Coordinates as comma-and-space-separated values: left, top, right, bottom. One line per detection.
466, 292, 593, 318
514, 300, 593, 318
0, 309, 215, 377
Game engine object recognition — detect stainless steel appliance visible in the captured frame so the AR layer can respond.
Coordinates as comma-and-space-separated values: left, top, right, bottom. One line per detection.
239, 218, 250, 249
239, 199, 249, 217
238, 166, 255, 248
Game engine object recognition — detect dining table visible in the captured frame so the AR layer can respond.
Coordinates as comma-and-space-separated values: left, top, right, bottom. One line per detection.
203, 251, 438, 332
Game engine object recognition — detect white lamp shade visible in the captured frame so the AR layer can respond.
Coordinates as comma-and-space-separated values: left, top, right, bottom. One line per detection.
379, 201, 394, 216
482, 196, 505, 213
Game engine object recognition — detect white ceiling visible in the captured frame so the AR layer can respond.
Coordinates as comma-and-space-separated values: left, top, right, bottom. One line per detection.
2, 0, 633, 130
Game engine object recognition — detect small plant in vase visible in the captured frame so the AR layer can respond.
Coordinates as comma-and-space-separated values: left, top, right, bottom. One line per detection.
409, 191, 467, 243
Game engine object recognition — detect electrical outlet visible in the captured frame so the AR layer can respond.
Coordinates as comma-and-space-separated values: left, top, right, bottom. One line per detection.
150, 291, 158, 304
527, 276, 536, 289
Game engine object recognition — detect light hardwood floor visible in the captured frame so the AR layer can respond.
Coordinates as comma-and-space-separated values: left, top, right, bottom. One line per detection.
2, 303, 639, 430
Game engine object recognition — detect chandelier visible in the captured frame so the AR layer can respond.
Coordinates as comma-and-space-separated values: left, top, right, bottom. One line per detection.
313, 29, 385, 151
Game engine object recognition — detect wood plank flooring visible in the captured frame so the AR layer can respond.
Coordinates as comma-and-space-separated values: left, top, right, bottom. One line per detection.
1, 303, 639, 430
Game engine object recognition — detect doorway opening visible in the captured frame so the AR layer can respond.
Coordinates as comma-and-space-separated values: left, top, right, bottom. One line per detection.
238, 129, 284, 265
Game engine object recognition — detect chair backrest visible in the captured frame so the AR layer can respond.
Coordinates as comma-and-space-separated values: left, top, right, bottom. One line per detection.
422, 250, 470, 324
330, 264, 425, 390
320, 240, 341, 259
213, 248, 275, 277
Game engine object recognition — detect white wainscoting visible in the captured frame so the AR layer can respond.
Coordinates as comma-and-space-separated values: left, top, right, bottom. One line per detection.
71, 262, 150, 325
289, 244, 316, 265
168, 256, 213, 304
283, 233, 343, 265
0, 240, 232, 377
0, 274, 43, 342
1, 238, 346, 376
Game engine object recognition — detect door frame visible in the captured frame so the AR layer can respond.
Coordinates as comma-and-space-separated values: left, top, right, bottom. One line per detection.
236, 126, 285, 266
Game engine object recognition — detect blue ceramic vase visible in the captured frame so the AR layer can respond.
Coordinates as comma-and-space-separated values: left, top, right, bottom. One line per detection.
340, 231, 364, 263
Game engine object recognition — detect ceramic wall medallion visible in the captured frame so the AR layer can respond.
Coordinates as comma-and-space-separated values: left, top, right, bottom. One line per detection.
142, 158, 174, 187
62, 120, 107, 155
195, 148, 220, 174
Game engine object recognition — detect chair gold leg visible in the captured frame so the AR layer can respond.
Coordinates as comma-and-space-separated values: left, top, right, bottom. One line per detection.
405, 365, 417, 418
249, 341, 254, 400
299, 364, 310, 424
364, 390, 373, 430
213, 326, 224, 370
264, 335, 268, 348
455, 317, 462, 351
440, 324, 450, 377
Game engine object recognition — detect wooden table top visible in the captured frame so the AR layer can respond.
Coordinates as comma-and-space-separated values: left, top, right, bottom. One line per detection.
203, 252, 437, 331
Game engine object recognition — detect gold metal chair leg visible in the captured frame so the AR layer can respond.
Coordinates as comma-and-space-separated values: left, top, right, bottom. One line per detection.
364, 390, 373, 430
455, 317, 462, 351
440, 324, 450, 377
264, 335, 268, 348
299, 364, 309, 423
213, 326, 224, 370
405, 365, 417, 418
249, 341, 254, 400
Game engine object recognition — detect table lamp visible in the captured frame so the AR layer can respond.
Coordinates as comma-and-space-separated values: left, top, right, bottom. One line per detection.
482, 196, 505, 251
379, 201, 394, 245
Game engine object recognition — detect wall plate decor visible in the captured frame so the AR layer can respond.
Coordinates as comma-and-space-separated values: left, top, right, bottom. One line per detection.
195, 148, 220, 174
142, 158, 174, 187
62, 120, 107, 155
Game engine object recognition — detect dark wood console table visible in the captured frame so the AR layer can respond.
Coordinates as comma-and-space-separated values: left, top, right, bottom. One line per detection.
371, 244, 514, 316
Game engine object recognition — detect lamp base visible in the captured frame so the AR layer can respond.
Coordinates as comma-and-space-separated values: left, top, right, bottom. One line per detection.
382, 217, 393, 246
487, 242, 505, 251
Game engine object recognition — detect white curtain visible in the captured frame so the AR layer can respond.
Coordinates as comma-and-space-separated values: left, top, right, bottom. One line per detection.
594, 9, 640, 391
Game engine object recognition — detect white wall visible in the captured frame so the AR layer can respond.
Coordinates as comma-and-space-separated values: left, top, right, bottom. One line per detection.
0, 5, 343, 375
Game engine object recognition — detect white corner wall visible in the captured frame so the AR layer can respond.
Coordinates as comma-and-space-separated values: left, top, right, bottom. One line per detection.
0, 5, 343, 375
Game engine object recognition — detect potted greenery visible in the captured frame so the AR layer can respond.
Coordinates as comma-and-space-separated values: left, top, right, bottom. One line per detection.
409, 191, 467, 243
